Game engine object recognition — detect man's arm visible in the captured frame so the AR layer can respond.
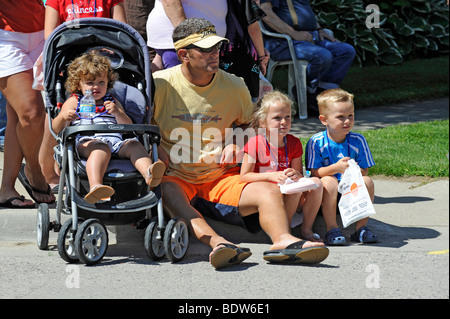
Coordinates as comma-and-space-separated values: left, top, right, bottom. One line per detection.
162, 0, 187, 27
258, 1, 313, 43
220, 123, 250, 166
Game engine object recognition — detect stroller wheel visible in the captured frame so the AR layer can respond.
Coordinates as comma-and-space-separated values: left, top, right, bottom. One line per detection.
75, 218, 108, 266
36, 203, 50, 250
58, 219, 80, 263
164, 218, 189, 263
144, 217, 165, 261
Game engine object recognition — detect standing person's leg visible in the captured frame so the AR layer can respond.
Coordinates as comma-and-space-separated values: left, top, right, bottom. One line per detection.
0, 92, 6, 150
0, 101, 34, 207
0, 71, 54, 204
39, 114, 60, 189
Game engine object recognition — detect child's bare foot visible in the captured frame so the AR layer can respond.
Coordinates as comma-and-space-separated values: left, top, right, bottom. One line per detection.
146, 160, 166, 187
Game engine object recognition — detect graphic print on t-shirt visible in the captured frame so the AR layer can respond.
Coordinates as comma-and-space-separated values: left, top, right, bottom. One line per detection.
65, 0, 104, 20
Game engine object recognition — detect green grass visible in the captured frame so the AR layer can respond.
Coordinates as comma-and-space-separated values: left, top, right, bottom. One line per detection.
272, 55, 449, 178
341, 56, 449, 108
300, 120, 449, 178
272, 56, 449, 108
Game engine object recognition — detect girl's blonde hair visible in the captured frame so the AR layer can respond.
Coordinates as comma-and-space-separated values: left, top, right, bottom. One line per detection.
65, 51, 118, 94
250, 90, 293, 131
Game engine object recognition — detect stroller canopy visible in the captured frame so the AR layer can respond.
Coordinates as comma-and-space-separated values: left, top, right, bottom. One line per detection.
43, 18, 152, 122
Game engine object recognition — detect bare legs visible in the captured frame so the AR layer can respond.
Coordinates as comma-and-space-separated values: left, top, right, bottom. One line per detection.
0, 70, 55, 205
297, 177, 323, 240
78, 139, 165, 203
118, 140, 165, 187
321, 175, 375, 232
39, 114, 59, 188
239, 181, 324, 250
162, 178, 325, 265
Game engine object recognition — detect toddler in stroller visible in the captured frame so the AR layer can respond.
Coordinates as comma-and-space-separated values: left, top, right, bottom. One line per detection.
33, 18, 189, 266
52, 51, 166, 204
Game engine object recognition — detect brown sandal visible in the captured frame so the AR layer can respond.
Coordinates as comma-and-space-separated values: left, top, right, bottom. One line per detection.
147, 160, 166, 187
84, 185, 115, 204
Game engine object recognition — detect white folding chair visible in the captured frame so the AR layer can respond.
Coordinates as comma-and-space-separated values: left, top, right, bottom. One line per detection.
259, 21, 309, 119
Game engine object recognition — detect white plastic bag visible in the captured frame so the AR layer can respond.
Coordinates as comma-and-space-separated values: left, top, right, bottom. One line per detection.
259, 72, 273, 99
32, 52, 44, 91
279, 177, 319, 194
338, 159, 376, 228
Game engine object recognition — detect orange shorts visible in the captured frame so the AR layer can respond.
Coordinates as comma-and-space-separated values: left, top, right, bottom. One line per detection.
161, 167, 247, 207
161, 167, 261, 233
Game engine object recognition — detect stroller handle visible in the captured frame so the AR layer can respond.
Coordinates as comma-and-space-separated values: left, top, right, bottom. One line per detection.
60, 124, 161, 144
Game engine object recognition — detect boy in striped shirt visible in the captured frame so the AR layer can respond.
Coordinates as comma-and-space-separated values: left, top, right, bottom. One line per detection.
305, 88, 379, 245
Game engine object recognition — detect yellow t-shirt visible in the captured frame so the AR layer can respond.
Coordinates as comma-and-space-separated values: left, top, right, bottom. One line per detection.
152, 65, 254, 184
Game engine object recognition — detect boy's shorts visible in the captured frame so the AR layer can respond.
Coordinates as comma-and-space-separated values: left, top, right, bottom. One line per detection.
162, 166, 262, 233
0, 30, 44, 78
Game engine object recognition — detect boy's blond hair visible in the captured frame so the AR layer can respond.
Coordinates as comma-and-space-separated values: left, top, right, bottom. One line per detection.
251, 90, 293, 131
317, 88, 354, 116
65, 51, 118, 94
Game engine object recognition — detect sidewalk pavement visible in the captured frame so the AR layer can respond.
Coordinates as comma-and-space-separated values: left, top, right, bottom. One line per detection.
291, 97, 449, 137
0, 98, 449, 251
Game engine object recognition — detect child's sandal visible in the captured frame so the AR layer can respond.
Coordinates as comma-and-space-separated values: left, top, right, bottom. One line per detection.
325, 228, 346, 245
84, 185, 115, 204
147, 160, 166, 187
350, 226, 379, 243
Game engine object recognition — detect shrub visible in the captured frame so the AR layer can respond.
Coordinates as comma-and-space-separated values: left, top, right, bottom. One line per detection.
311, 0, 449, 66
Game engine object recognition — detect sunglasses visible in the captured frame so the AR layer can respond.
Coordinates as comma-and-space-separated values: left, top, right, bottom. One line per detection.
184, 42, 223, 53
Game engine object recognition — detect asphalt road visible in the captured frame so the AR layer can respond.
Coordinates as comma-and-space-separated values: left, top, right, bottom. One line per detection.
1, 178, 448, 301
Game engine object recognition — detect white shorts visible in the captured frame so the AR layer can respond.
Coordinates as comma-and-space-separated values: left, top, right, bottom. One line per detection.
0, 29, 44, 78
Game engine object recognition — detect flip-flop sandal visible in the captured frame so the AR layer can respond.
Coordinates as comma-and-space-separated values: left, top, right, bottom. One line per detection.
263, 240, 329, 264
147, 160, 166, 187
0, 196, 35, 209
18, 164, 55, 204
84, 185, 115, 204
210, 243, 252, 270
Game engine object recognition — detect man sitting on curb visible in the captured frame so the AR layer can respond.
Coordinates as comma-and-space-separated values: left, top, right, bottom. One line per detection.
151, 17, 329, 269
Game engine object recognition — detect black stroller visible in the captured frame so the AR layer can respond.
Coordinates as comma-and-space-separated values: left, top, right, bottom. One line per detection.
34, 18, 189, 265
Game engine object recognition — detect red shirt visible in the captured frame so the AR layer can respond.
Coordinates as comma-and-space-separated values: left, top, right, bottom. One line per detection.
243, 134, 303, 173
45, 0, 124, 22
0, 0, 45, 32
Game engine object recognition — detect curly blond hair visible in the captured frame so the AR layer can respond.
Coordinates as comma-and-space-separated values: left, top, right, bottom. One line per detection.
65, 51, 118, 94
250, 91, 293, 131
